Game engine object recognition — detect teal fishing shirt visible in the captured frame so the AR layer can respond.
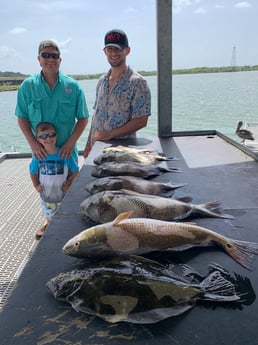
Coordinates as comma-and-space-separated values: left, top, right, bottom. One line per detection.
15, 72, 89, 159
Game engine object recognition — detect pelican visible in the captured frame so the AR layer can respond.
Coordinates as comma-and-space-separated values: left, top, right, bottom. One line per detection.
235, 121, 254, 143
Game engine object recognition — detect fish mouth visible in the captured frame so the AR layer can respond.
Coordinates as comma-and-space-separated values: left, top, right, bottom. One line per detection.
62, 238, 80, 255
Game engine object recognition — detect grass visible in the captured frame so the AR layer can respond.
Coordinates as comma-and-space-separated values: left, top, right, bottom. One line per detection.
0, 85, 19, 92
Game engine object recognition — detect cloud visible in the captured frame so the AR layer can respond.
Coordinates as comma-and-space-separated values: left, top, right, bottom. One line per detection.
125, 7, 138, 14
37, 0, 84, 12
0, 46, 15, 58
0, 46, 21, 71
8, 27, 27, 35
194, 7, 207, 14
173, 0, 192, 14
172, 0, 207, 14
59, 38, 73, 51
235, 2, 252, 8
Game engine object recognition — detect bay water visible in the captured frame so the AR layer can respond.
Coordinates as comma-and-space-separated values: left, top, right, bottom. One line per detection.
1, 71, 258, 153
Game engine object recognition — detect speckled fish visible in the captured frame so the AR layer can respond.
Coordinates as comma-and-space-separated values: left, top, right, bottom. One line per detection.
80, 189, 234, 223
46, 255, 240, 324
93, 151, 177, 166
85, 176, 186, 197
103, 145, 155, 154
91, 162, 180, 178
63, 211, 258, 270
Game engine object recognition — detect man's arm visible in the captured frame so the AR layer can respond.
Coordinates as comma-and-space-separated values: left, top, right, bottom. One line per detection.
94, 115, 149, 141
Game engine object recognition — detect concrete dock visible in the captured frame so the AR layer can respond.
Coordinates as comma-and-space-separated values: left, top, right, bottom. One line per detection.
0, 154, 84, 310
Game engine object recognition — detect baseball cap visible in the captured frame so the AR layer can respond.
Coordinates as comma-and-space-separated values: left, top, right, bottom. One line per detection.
38, 40, 60, 54
104, 29, 129, 50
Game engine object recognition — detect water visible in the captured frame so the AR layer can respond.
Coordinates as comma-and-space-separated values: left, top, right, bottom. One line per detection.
1, 72, 258, 153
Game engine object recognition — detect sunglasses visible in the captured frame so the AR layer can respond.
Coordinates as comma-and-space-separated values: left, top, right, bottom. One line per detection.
37, 132, 57, 140
40, 52, 60, 59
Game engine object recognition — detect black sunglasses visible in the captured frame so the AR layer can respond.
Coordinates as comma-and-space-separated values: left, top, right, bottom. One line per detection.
37, 132, 57, 140
40, 52, 60, 59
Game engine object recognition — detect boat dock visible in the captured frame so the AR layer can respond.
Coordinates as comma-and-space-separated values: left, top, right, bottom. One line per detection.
1, 134, 258, 344
0, 153, 84, 310
1, 1, 258, 343
244, 122, 258, 153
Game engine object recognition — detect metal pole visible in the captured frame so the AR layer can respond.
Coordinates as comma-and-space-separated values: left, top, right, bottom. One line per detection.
157, 0, 172, 137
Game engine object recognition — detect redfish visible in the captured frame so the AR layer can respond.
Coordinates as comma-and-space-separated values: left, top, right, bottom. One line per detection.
62, 211, 258, 270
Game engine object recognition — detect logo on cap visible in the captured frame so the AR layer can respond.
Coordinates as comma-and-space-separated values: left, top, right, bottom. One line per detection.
104, 29, 129, 50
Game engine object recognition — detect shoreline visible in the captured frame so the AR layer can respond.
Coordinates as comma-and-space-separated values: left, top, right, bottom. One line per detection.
2, 65, 258, 92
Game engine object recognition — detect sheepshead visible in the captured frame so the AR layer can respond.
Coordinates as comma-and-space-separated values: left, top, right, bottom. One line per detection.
91, 162, 180, 178
63, 211, 258, 270
85, 176, 186, 197
103, 145, 155, 154
93, 151, 177, 166
80, 189, 234, 223
47, 255, 241, 324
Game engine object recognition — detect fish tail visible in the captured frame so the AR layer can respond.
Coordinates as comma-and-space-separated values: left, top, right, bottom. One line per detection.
200, 271, 239, 302
224, 239, 258, 271
195, 201, 235, 219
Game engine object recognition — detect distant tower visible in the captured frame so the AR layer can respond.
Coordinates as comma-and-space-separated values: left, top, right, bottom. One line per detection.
230, 45, 236, 71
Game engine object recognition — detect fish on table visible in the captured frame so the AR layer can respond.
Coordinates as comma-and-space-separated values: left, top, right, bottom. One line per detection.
63, 211, 258, 270
91, 162, 180, 178
80, 189, 234, 223
47, 255, 242, 324
93, 151, 177, 166
85, 176, 186, 197
103, 145, 155, 155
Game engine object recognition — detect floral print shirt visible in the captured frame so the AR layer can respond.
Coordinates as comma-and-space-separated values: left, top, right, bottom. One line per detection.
88, 66, 151, 147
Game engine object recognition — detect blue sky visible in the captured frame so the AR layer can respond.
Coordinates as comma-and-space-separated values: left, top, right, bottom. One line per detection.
173, 0, 258, 69
0, 0, 257, 74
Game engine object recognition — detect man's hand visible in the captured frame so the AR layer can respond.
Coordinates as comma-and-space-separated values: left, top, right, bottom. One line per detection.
31, 141, 47, 160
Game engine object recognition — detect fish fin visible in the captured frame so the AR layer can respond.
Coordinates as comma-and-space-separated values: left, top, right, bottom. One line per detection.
182, 221, 197, 225
195, 201, 235, 219
120, 189, 144, 196
224, 239, 258, 271
113, 211, 133, 225
154, 155, 179, 161
120, 189, 161, 199
176, 196, 192, 203
167, 156, 179, 161
158, 167, 181, 173
201, 271, 240, 302
166, 181, 187, 189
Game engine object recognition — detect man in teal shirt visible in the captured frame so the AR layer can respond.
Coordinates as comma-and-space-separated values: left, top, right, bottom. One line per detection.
15, 40, 89, 161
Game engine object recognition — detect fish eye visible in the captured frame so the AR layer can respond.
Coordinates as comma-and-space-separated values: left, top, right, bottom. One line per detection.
75, 241, 80, 247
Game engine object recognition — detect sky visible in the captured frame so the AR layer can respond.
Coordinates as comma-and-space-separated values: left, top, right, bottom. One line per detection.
0, 0, 257, 75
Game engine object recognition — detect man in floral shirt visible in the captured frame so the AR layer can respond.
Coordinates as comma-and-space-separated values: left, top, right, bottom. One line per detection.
84, 29, 151, 158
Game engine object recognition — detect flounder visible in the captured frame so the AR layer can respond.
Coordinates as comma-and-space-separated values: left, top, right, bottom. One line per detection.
80, 189, 234, 223
63, 211, 258, 270
85, 176, 186, 197
47, 255, 242, 324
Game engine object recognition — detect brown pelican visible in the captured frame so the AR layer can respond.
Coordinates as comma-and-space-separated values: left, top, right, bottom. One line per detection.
236, 121, 254, 143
